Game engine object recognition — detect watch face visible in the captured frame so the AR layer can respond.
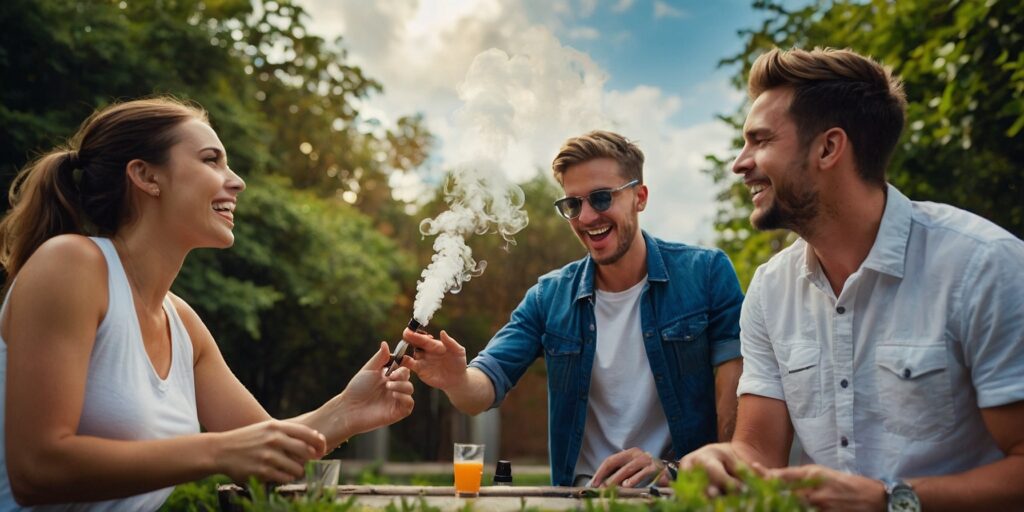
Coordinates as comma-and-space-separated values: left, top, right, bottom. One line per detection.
889, 487, 921, 512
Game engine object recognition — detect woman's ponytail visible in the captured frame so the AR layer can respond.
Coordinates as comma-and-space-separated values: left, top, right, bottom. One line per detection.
0, 149, 88, 280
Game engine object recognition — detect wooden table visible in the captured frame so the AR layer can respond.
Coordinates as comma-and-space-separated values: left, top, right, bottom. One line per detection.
218, 484, 675, 510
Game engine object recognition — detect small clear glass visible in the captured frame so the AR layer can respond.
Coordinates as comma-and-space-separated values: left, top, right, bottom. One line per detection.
303, 459, 340, 500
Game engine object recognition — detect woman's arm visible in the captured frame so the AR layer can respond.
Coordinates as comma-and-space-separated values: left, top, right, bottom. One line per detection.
4, 236, 322, 505
180, 292, 414, 452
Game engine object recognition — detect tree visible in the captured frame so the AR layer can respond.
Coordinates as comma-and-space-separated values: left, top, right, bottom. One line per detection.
708, 0, 1024, 287
0, 0, 423, 417
174, 175, 412, 414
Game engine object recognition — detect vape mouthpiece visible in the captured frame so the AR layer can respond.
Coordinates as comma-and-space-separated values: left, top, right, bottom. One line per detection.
385, 318, 423, 376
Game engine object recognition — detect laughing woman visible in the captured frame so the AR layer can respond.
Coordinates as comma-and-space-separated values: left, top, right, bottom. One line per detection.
0, 97, 414, 510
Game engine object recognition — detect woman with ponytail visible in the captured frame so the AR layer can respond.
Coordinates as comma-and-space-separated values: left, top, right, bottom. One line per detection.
0, 97, 415, 510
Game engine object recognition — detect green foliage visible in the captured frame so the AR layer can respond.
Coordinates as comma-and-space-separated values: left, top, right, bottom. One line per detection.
708, 0, 1024, 286
169, 468, 811, 511
174, 174, 413, 414
160, 475, 230, 512
0, 0, 426, 419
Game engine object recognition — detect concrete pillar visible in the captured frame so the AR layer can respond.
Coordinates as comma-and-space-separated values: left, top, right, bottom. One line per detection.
471, 408, 501, 467
351, 426, 389, 461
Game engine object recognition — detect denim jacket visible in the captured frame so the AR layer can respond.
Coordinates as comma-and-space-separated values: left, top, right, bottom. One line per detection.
469, 232, 744, 485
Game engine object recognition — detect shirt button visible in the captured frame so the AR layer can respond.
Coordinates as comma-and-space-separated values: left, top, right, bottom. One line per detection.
589, 324, 596, 331
840, 437, 849, 448
836, 306, 846, 314
840, 379, 849, 388
903, 368, 912, 379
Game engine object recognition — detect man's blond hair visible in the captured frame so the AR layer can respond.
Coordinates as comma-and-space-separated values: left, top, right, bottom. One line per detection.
551, 130, 644, 184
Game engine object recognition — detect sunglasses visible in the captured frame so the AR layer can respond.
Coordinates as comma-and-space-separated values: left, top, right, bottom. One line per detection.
553, 179, 640, 220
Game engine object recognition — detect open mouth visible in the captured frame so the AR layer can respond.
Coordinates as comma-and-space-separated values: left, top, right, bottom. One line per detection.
749, 182, 770, 202
585, 225, 612, 242
212, 201, 235, 222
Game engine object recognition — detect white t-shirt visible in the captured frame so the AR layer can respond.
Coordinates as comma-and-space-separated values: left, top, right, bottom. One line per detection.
574, 276, 671, 483
738, 184, 1024, 479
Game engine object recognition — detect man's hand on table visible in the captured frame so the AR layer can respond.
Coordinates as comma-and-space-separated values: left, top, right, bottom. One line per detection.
765, 464, 886, 512
678, 442, 748, 495
590, 448, 672, 488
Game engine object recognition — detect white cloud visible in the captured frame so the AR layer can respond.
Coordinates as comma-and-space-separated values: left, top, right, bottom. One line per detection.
653, 0, 688, 19
605, 85, 732, 244
296, 0, 735, 243
612, 0, 635, 12
569, 26, 601, 40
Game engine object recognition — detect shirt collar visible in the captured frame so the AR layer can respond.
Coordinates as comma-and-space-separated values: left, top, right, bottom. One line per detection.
800, 183, 911, 281
576, 230, 663, 302
860, 184, 912, 278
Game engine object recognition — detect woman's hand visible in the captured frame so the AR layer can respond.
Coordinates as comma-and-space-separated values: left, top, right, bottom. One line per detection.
213, 420, 327, 483
335, 342, 416, 438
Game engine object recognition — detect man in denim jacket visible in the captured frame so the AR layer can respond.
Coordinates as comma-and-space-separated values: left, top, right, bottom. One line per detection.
401, 131, 744, 487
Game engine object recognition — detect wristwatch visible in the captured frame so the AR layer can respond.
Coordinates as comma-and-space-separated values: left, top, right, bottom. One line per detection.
660, 459, 679, 480
883, 479, 921, 512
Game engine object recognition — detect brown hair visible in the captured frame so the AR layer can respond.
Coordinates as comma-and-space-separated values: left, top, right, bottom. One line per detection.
0, 97, 207, 283
551, 130, 645, 184
748, 47, 907, 186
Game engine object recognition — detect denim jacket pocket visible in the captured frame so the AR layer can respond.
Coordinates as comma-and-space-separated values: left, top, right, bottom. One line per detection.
543, 332, 583, 393
778, 343, 823, 419
660, 314, 710, 375
660, 314, 709, 342
875, 344, 954, 440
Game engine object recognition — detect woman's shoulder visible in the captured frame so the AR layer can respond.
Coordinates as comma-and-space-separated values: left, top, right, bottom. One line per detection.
29, 234, 107, 268
5, 235, 109, 337
17, 234, 108, 294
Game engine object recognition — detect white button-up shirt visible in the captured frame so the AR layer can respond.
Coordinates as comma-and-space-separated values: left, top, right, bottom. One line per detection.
737, 184, 1024, 479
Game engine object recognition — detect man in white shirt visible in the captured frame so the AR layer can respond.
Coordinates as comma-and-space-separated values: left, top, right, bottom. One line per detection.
680, 47, 1024, 511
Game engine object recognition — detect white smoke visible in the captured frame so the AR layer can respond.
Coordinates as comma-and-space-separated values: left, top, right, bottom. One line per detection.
412, 161, 526, 324
411, 29, 608, 325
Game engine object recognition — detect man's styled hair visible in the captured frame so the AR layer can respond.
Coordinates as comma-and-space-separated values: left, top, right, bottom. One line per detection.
749, 47, 907, 186
551, 130, 644, 184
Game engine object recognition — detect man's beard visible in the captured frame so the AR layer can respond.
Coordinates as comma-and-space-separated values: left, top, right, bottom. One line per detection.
591, 217, 636, 266
752, 161, 819, 233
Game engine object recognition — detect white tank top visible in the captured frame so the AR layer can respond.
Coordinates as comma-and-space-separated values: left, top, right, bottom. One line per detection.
0, 237, 200, 511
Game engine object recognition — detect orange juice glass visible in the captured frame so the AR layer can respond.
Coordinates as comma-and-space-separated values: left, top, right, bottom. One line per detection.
453, 443, 485, 497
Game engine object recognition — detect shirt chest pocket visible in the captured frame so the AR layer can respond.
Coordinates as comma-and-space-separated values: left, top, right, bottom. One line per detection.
778, 343, 823, 419
661, 314, 710, 375
543, 332, 583, 393
875, 344, 954, 440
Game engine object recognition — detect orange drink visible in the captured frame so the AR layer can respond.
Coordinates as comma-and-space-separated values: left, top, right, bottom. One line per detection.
453, 443, 485, 497
453, 460, 484, 496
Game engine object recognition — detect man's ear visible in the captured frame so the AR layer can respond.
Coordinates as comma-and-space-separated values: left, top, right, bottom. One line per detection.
126, 159, 161, 198
817, 127, 849, 172
636, 183, 648, 212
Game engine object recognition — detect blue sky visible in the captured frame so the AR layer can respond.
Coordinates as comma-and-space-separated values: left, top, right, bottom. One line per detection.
299, 0, 796, 243
542, 0, 782, 126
